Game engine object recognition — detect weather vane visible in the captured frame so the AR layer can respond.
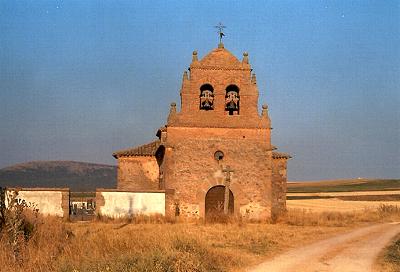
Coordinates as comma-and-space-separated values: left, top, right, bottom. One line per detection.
215, 22, 226, 44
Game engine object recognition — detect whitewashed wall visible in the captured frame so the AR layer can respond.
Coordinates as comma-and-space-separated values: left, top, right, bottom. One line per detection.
6, 190, 66, 217
97, 191, 165, 218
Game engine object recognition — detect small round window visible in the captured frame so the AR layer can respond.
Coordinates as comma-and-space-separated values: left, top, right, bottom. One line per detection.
214, 151, 224, 161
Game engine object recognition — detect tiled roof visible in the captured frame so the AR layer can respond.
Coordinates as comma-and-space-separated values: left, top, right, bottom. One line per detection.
113, 140, 161, 158
272, 152, 291, 159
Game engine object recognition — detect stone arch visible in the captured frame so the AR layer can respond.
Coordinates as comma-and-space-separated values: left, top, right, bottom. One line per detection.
205, 185, 234, 216
196, 179, 244, 218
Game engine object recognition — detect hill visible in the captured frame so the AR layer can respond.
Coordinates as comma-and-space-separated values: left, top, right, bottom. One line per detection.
288, 178, 400, 193
0, 161, 117, 191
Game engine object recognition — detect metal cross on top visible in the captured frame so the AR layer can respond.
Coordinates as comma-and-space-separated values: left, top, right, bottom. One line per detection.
222, 165, 234, 215
215, 22, 226, 44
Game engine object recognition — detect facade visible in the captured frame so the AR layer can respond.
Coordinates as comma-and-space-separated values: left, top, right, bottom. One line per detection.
113, 43, 290, 220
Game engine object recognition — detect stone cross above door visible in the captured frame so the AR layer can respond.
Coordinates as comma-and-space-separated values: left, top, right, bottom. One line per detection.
222, 165, 234, 215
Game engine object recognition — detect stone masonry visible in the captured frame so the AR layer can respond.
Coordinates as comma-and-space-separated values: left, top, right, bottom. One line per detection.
113, 42, 290, 220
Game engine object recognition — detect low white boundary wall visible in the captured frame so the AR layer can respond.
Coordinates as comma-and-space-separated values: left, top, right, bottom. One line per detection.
97, 190, 165, 218
6, 188, 69, 217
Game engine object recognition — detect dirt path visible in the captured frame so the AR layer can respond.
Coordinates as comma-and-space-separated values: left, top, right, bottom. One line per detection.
248, 222, 400, 272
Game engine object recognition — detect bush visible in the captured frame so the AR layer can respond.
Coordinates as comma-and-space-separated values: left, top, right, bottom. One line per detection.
0, 190, 39, 263
377, 204, 400, 215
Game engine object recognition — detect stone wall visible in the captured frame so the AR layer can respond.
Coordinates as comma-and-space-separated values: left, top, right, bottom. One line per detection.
6, 188, 70, 219
117, 156, 159, 190
112, 45, 288, 221
96, 189, 165, 218
271, 159, 288, 220
159, 46, 278, 221
163, 126, 273, 220
169, 47, 270, 130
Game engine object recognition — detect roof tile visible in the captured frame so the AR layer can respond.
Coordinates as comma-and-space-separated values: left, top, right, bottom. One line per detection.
113, 140, 161, 158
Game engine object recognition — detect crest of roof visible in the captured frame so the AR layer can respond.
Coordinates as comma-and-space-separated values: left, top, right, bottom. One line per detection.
191, 44, 252, 70
199, 47, 240, 66
113, 140, 161, 158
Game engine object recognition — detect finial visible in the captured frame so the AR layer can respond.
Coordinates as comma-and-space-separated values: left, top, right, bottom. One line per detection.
168, 102, 177, 123
242, 52, 249, 64
183, 71, 188, 80
251, 73, 257, 83
192, 50, 198, 62
262, 104, 269, 117
214, 22, 226, 45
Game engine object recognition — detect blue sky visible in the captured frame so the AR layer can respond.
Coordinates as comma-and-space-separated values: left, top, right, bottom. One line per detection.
0, 0, 399, 180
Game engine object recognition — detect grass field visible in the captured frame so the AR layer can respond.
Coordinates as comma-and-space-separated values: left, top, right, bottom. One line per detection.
1, 178, 400, 272
0, 218, 352, 272
288, 179, 400, 193
287, 179, 400, 212
287, 198, 400, 212
1, 205, 400, 272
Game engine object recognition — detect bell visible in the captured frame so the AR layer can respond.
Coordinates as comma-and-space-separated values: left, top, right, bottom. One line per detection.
227, 102, 236, 110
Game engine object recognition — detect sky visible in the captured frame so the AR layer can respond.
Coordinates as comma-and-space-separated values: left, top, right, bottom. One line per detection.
0, 0, 399, 181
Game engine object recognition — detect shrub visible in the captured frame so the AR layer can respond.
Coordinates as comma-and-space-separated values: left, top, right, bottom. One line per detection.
377, 204, 400, 215
0, 190, 39, 263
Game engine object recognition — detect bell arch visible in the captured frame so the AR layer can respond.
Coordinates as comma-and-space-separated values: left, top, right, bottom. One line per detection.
199, 83, 214, 110
225, 84, 240, 115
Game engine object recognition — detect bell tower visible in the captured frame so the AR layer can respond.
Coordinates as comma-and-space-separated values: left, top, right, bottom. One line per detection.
158, 41, 280, 220
168, 43, 270, 130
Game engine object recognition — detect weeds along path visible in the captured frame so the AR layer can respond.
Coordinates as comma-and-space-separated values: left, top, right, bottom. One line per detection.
247, 222, 400, 272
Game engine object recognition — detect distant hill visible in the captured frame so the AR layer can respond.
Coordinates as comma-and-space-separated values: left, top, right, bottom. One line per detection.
0, 161, 117, 191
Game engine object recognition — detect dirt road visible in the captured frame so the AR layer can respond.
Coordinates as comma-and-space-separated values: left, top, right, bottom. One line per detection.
248, 222, 400, 272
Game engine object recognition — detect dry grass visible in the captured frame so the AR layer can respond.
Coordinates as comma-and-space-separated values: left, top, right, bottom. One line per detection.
287, 190, 400, 197
1, 204, 399, 272
284, 204, 400, 227
376, 234, 400, 272
0, 217, 348, 272
287, 197, 400, 212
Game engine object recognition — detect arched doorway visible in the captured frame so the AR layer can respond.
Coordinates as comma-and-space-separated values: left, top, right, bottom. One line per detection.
205, 185, 234, 217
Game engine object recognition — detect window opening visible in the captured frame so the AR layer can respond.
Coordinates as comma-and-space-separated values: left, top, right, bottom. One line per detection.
225, 85, 239, 115
200, 84, 214, 110
214, 151, 224, 161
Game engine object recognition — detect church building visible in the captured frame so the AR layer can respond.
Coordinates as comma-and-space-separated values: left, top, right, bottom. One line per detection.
112, 41, 290, 220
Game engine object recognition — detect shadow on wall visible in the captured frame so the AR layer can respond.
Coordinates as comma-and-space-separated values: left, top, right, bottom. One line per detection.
114, 195, 148, 216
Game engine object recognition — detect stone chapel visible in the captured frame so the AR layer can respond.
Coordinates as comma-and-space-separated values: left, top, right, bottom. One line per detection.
112, 42, 290, 220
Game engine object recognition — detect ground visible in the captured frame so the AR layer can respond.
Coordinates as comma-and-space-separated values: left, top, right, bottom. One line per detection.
1, 178, 399, 272
248, 222, 400, 272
